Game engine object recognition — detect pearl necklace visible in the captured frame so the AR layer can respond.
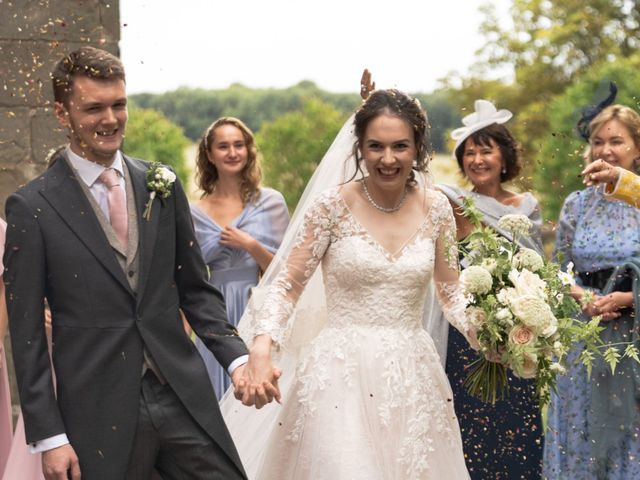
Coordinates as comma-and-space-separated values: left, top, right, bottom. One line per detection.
362, 180, 408, 213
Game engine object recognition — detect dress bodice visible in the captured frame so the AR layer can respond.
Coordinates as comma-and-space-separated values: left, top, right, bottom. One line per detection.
252, 187, 470, 347
322, 218, 435, 329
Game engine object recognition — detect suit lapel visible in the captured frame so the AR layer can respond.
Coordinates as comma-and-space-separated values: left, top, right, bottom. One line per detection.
125, 156, 161, 305
40, 155, 134, 296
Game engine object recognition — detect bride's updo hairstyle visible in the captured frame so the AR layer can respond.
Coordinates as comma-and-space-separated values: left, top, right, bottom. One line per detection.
352, 89, 432, 186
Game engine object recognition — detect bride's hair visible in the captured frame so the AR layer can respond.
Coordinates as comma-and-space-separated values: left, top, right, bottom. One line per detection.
351, 89, 432, 185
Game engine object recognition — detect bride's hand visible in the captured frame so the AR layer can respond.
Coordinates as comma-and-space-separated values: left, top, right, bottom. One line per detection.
466, 328, 481, 351
360, 69, 375, 100
483, 347, 504, 363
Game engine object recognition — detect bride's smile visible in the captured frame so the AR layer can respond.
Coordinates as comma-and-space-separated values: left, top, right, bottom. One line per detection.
361, 113, 416, 207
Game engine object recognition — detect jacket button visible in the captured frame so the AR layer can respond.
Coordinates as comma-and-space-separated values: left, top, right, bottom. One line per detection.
128, 270, 134, 277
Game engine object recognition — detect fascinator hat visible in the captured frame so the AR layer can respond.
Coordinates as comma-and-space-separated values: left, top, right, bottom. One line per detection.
575, 81, 617, 142
451, 99, 513, 154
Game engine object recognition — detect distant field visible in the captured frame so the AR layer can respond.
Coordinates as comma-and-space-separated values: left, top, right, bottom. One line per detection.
431, 153, 465, 187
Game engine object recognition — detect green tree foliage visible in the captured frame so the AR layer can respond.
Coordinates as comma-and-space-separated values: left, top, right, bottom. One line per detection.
415, 90, 462, 153
535, 55, 640, 221
478, 0, 640, 96
123, 107, 190, 185
131, 81, 357, 142
256, 99, 347, 209
131, 82, 460, 154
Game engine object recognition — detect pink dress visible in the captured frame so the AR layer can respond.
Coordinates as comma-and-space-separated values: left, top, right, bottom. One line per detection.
0, 218, 43, 479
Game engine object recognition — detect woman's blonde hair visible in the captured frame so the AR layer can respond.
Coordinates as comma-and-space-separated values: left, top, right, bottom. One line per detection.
195, 117, 261, 204
588, 104, 640, 169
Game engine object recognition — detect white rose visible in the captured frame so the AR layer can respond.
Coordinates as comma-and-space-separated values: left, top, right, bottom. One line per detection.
498, 214, 533, 236
465, 306, 487, 328
460, 266, 493, 295
509, 295, 554, 331
512, 248, 544, 272
508, 269, 547, 299
159, 167, 176, 183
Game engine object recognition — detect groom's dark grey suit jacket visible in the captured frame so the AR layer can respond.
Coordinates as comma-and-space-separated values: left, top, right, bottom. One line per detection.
4, 152, 248, 479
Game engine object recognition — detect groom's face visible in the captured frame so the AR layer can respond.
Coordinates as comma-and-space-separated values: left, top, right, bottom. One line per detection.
55, 75, 128, 166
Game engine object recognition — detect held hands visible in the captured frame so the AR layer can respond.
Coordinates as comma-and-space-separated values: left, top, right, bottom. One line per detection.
232, 335, 282, 409
581, 294, 622, 321
581, 159, 620, 188
592, 291, 633, 320
219, 226, 257, 252
42, 444, 81, 480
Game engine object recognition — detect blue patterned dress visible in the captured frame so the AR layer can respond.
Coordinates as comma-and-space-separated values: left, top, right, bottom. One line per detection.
543, 186, 640, 479
190, 187, 289, 399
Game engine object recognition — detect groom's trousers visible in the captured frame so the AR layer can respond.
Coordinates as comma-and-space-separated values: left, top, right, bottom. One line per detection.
125, 371, 244, 480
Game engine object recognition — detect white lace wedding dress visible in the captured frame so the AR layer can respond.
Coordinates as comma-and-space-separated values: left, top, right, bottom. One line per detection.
223, 186, 471, 479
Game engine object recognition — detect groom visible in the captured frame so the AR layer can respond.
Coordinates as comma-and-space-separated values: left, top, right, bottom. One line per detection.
4, 47, 276, 479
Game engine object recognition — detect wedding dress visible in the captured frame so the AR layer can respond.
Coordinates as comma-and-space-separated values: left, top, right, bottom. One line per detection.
223, 186, 471, 479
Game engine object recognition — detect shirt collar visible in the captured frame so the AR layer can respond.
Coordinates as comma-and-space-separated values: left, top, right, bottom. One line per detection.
65, 146, 125, 187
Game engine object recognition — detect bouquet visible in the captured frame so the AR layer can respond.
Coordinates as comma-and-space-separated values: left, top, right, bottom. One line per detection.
459, 198, 639, 406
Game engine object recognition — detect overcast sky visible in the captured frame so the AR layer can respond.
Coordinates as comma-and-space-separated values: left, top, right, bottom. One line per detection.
120, 0, 512, 95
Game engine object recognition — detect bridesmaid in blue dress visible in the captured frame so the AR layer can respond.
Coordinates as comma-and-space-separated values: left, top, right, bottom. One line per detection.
544, 104, 640, 479
190, 117, 289, 399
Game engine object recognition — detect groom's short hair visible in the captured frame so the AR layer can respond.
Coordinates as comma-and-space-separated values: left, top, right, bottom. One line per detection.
52, 46, 125, 106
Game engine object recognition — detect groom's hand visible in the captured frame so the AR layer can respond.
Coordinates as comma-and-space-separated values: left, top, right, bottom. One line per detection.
231, 364, 254, 406
42, 443, 81, 480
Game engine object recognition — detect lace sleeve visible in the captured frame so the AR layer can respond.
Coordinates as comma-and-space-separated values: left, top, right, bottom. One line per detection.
249, 191, 336, 347
432, 195, 475, 345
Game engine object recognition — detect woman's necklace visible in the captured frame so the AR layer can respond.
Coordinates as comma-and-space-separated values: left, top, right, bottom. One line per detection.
362, 180, 408, 213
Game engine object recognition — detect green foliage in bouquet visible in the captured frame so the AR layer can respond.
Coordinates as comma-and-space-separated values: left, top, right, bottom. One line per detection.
458, 197, 639, 407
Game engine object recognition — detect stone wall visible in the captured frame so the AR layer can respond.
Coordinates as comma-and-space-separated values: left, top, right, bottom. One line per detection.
0, 0, 120, 420
0, 0, 120, 212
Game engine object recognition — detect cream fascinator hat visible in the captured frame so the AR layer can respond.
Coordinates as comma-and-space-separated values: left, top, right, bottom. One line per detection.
450, 99, 513, 154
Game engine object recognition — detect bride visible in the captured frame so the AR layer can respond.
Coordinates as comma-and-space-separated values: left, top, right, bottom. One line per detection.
221, 87, 478, 479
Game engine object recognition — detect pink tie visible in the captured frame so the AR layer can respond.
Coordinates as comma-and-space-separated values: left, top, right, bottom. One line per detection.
99, 168, 128, 250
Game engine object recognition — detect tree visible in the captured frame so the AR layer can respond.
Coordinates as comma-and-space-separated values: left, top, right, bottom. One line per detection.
534, 54, 640, 221
123, 107, 191, 186
257, 99, 347, 210
477, 0, 640, 96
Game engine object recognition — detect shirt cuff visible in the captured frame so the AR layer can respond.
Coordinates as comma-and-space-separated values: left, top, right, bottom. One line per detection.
30, 434, 69, 454
227, 355, 249, 375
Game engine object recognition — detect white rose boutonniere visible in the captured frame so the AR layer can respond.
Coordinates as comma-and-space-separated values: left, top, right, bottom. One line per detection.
143, 162, 176, 220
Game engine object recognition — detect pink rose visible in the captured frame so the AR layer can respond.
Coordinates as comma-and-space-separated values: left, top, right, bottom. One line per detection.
508, 325, 536, 346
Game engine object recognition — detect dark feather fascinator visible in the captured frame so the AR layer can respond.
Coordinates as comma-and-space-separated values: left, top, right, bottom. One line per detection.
576, 82, 618, 141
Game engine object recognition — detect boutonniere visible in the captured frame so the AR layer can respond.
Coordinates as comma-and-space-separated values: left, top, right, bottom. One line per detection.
143, 162, 176, 220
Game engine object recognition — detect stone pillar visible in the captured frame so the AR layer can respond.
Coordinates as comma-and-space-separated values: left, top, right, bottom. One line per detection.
0, 0, 120, 421
0, 0, 120, 211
